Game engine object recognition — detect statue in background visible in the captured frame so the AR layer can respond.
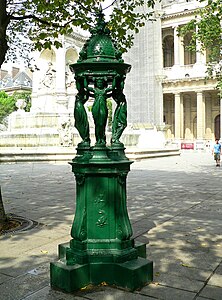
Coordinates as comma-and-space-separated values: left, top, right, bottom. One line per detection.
40, 62, 56, 89
58, 116, 73, 147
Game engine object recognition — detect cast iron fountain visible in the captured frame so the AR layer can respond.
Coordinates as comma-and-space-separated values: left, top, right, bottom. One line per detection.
50, 10, 153, 292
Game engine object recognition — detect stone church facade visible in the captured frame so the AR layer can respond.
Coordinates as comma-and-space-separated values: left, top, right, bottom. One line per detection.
125, 0, 220, 144
162, 0, 220, 142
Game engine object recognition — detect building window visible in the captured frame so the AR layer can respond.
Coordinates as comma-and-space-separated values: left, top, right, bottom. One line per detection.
163, 35, 174, 67
184, 32, 196, 65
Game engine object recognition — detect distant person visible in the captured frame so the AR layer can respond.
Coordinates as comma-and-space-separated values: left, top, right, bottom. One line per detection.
212, 139, 221, 167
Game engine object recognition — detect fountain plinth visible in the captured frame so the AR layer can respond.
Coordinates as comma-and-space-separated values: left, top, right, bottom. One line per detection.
50, 10, 153, 292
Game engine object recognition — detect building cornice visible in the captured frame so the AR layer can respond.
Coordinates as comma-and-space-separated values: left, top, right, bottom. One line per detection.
161, 8, 198, 21
0, 86, 32, 92
67, 31, 88, 44
163, 77, 217, 93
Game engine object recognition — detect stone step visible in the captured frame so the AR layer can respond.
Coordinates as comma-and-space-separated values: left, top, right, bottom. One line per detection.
0, 147, 180, 163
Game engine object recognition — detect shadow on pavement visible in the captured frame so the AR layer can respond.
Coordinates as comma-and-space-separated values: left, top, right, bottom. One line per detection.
0, 153, 222, 299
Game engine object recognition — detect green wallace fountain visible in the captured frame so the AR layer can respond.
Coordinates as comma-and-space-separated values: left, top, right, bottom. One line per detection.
50, 11, 153, 292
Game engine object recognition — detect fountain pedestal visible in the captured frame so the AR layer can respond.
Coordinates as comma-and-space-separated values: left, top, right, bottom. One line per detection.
50, 146, 153, 292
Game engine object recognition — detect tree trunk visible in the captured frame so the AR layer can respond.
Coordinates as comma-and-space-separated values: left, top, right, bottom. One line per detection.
0, 186, 7, 225
0, 0, 10, 68
0, 37, 8, 68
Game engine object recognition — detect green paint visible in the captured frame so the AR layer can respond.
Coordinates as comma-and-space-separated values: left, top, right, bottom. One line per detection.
50, 9, 153, 292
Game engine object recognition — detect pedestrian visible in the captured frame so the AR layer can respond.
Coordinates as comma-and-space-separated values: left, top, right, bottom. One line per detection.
212, 138, 221, 167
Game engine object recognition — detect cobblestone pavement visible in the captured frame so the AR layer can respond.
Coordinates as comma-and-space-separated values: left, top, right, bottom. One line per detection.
1, 152, 222, 300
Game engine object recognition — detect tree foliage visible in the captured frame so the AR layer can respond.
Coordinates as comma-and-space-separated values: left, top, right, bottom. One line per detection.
0, 91, 16, 123
13, 91, 32, 111
178, 0, 222, 93
0, 91, 31, 123
0, 0, 157, 69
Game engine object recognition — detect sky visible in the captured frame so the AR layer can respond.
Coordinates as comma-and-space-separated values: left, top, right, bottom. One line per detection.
101, 0, 114, 20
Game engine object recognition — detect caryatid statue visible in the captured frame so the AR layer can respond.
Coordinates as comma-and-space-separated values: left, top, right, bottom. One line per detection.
74, 74, 127, 147
73, 76, 90, 146
85, 77, 112, 145
111, 74, 127, 145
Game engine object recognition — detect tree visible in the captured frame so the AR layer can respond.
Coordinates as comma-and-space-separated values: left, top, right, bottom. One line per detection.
178, 0, 222, 93
0, 187, 7, 230
0, 91, 31, 124
0, 91, 16, 123
13, 91, 32, 111
0, 0, 156, 69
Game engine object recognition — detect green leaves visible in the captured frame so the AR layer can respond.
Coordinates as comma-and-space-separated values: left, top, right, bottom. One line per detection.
0, 92, 16, 124
0, 0, 157, 68
179, 0, 222, 93
0, 91, 31, 124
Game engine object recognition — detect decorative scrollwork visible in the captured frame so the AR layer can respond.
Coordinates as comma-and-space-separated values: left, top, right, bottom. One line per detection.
118, 172, 127, 185
75, 173, 85, 185
96, 209, 108, 227
95, 193, 108, 227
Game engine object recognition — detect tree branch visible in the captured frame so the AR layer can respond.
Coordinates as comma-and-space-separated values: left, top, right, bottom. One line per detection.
103, 0, 117, 12
9, 14, 60, 27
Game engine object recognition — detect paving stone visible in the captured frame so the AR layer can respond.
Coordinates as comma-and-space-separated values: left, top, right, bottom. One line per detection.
214, 263, 222, 275
0, 252, 55, 277
0, 265, 50, 300
148, 248, 220, 272
83, 286, 155, 300
208, 273, 222, 288
199, 284, 222, 300
0, 273, 12, 284
0, 234, 56, 257
153, 262, 211, 282
140, 283, 196, 299
152, 272, 204, 292
22, 286, 87, 300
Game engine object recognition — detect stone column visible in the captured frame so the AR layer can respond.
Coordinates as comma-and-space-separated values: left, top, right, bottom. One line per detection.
220, 95, 222, 140
184, 98, 191, 139
204, 95, 211, 139
173, 26, 180, 65
196, 91, 205, 139
56, 47, 68, 112
168, 99, 172, 126
180, 94, 184, 139
179, 35, 184, 66
174, 93, 183, 139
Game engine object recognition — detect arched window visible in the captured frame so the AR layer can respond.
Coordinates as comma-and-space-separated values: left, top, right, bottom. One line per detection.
163, 35, 174, 67
65, 48, 78, 64
40, 49, 56, 63
39, 49, 56, 89
184, 32, 196, 65
65, 48, 78, 89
